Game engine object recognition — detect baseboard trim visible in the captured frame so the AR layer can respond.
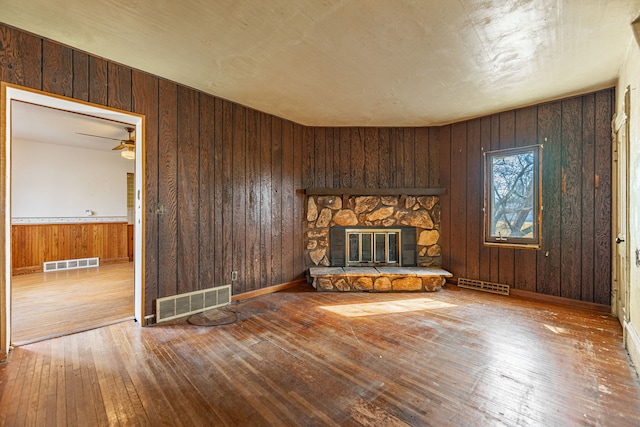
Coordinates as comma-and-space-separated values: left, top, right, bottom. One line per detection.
625, 321, 640, 378
508, 289, 611, 313
446, 278, 612, 313
231, 279, 307, 302
100, 257, 130, 265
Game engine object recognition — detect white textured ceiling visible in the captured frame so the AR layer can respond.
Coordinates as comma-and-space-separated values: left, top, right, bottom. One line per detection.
11, 101, 131, 151
1, 0, 639, 126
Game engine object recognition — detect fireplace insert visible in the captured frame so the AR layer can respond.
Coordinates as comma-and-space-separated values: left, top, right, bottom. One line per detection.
329, 226, 416, 267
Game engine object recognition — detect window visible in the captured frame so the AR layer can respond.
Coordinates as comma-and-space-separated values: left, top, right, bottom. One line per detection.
484, 145, 542, 248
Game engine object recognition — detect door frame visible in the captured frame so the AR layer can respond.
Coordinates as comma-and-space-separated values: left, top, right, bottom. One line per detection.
612, 86, 631, 328
1, 83, 145, 359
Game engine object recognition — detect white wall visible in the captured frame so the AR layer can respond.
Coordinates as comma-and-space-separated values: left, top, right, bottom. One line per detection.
12, 139, 134, 221
616, 36, 640, 374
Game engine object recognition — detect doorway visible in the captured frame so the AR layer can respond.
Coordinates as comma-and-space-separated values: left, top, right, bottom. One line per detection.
1, 83, 145, 354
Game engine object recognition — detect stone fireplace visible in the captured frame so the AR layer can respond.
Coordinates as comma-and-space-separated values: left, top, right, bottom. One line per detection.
304, 193, 443, 269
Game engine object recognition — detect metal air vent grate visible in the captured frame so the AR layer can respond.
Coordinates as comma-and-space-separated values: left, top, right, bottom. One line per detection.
155, 285, 232, 323
43, 257, 99, 272
458, 278, 510, 296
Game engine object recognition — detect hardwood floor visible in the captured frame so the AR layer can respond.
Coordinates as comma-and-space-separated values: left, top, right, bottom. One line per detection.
10, 263, 134, 345
1, 284, 639, 426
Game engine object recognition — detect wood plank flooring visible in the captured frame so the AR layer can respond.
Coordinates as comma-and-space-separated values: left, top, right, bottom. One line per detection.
1, 284, 639, 426
10, 263, 134, 345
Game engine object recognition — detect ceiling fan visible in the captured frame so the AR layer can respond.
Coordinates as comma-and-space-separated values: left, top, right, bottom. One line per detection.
76, 126, 136, 159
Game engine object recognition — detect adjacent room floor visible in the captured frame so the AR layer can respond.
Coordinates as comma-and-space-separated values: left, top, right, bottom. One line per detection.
10, 262, 134, 345
1, 283, 639, 426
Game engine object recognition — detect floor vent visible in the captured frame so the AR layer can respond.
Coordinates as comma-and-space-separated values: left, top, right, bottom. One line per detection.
458, 278, 510, 296
43, 257, 99, 272
156, 285, 232, 323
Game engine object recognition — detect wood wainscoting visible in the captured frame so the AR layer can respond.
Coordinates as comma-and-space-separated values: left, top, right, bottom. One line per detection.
127, 224, 134, 261
11, 222, 129, 275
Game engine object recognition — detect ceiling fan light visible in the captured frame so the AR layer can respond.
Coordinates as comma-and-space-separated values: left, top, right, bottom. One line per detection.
121, 148, 135, 160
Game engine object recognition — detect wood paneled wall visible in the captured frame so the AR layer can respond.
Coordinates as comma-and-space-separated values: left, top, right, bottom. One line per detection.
439, 90, 613, 305
11, 223, 129, 275
0, 23, 613, 314
299, 127, 441, 189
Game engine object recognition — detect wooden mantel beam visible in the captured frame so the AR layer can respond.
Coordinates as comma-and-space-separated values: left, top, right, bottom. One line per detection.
304, 188, 446, 196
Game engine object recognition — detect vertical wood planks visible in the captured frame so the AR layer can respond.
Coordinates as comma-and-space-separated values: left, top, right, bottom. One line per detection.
198, 94, 216, 289
537, 101, 563, 297
281, 120, 295, 282
302, 127, 315, 190
42, 40, 72, 97
314, 127, 326, 188
465, 119, 482, 281
364, 128, 379, 188
324, 127, 334, 187
378, 128, 391, 188
404, 128, 416, 187
439, 126, 452, 271
292, 123, 305, 279
331, 127, 342, 188
350, 128, 365, 188
11, 223, 129, 273
0, 26, 42, 88
221, 100, 234, 287
428, 127, 440, 188
107, 62, 131, 111
72, 51, 89, 101
581, 94, 596, 302
132, 70, 159, 315
560, 97, 583, 300
339, 128, 351, 187
245, 108, 261, 291
231, 104, 246, 295
212, 98, 224, 287
88, 57, 108, 105
259, 112, 273, 288
177, 86, 200, 293
594, 91, 612, 305
478, 116, 492, 282
271, 117, 283, 286
391, 128, 404, 188
414, 128, 429, 188
157, 80, 178, 298
449, 122, 467, 278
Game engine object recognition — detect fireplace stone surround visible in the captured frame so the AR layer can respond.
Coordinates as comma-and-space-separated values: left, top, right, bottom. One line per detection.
304, 189, 451, 291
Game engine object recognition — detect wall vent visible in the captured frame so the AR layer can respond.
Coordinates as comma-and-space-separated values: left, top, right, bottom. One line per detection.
156, 285, 231, 323
43, 257, 99, 272
458, 278, 510, 296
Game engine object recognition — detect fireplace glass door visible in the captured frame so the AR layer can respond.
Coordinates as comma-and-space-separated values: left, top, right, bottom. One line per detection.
346, 229, 400, 267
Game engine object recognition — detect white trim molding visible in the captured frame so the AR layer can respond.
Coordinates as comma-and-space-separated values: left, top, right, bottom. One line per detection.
12, 216, 128, 224
625, 321, 640, 377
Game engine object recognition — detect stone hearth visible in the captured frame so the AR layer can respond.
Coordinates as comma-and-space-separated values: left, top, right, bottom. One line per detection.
309, 266, 452, 292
